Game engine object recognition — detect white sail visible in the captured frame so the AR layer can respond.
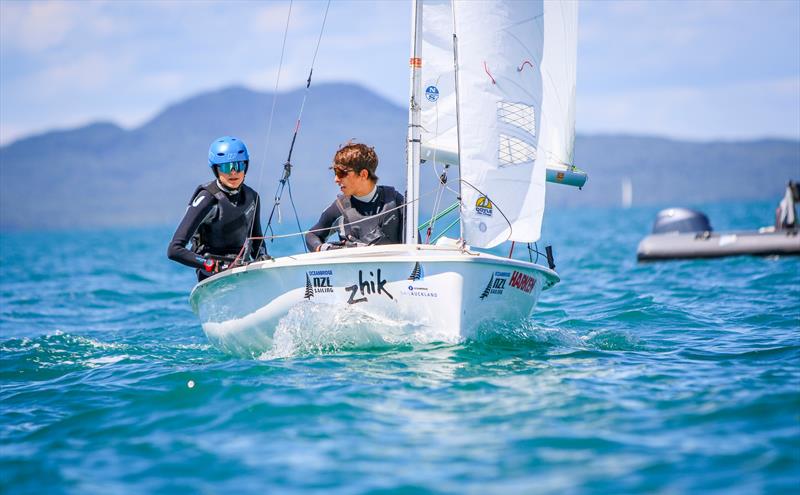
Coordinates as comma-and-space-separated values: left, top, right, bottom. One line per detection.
540, 0, 578, 177
418, 0, 578, 248
418, 0, 459, 166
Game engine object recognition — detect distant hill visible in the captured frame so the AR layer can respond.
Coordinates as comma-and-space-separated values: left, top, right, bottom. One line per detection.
557, 135, 800, 208
1, 83, 798, 230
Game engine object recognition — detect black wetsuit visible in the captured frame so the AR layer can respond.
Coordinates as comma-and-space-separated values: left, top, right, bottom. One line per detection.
305, 185, 404, 252
168, 181, 263, 280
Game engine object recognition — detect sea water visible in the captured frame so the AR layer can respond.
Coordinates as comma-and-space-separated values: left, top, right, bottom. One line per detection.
1, 200, 798, 494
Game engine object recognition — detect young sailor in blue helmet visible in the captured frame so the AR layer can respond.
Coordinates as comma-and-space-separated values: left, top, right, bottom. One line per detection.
306, 142, 404, 252
168, 136, 265, 280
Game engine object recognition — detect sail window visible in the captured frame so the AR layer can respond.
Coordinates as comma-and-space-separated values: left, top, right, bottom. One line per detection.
498, 101, 535, 135
499, 134, 536, 166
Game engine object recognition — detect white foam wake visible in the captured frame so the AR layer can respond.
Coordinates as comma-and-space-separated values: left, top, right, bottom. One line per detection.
203, 300, 459, 358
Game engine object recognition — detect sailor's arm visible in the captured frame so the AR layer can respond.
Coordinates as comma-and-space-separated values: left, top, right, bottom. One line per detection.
305, 202, 340, 252
167, 191, 216, 269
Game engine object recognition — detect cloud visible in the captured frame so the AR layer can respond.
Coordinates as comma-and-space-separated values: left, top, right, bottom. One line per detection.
244, 61, 308, 92
140, 71, 189, 94
0, 1, 76, 53
0, 53, 130, 145
2, 0, 797, 145
0, 0, 121, 54
251, 2, 301, 34
35, 52, 130, 95
579, 0, 800, 89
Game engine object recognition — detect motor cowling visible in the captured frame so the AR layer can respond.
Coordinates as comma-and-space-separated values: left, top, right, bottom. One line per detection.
651, 208, 712, 234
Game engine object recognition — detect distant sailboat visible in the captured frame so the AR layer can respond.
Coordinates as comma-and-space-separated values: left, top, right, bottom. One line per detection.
622, 177, 633, 208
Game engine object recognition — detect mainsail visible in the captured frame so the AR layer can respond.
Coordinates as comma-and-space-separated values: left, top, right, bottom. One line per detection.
417, 0, 578, 248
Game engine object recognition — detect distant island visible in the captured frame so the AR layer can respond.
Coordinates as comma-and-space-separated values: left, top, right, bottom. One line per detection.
1, 83, 798, 230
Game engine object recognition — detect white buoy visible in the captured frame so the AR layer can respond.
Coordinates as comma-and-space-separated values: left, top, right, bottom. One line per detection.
187, 380, 195, 389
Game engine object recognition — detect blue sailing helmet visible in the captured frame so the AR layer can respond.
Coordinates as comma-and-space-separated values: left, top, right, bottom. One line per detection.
208, 136, 249, 172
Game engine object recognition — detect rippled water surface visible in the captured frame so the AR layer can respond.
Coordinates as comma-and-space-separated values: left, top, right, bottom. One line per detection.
2, 201, 798, 494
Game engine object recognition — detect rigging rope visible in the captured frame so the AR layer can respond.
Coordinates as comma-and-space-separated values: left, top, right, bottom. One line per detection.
421, 75, 461, 244
256, 1, 293, 194
242, 0, 294, 259
425, 167, 449, 243
232, 187, 439, 266
261, 0, 332, 254
527, 242, 551, 264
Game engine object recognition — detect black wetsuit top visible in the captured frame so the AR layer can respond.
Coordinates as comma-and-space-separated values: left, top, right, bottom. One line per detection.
305, 185, 404, 251
168, 181, 263, 277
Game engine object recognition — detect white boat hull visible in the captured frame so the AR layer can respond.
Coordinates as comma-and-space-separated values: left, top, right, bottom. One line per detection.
189, 244, 559, 355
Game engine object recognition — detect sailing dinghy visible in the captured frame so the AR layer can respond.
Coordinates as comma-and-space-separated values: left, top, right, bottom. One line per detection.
190, 0, 584, 355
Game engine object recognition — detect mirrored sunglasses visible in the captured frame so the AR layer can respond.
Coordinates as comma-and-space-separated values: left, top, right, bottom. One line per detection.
218, 161, 247, 174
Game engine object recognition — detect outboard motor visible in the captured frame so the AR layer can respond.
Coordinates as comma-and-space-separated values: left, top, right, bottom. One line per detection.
651, 208, 712, 234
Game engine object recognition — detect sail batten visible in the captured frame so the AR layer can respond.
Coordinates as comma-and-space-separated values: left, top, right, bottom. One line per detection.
417, 0, 578, 248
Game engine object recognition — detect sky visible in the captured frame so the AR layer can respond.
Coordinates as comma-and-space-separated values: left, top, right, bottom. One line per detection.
1, 0, 799, 146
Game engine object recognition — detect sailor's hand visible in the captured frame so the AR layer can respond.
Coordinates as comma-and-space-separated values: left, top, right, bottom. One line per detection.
319, 242, 345, 251
344, 235, 368, 248
202, 258, 220, 273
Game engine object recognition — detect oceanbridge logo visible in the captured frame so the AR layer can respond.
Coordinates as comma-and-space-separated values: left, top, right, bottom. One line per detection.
475, 196, 493, 216
401, 285, 438, 298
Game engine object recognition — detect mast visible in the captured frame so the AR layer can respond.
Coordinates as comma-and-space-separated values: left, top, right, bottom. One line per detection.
405, 0, 423, 245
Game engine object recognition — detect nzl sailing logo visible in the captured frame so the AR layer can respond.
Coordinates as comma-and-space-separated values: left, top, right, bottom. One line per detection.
344, 269, 394, 304
480, 271, 510, 299
475, 196, 493, 216
304, 270, 334, 299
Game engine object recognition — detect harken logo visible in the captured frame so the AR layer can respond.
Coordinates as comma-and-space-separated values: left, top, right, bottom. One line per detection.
475, 196, 493, 217
509, 270, 536, 293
